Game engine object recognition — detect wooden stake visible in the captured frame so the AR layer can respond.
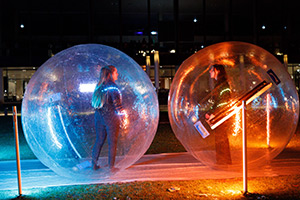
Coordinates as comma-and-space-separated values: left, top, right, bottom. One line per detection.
13, 106, 22, 196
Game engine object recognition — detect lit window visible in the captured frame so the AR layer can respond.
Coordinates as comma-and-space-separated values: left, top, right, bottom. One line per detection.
151, 31, 157, 35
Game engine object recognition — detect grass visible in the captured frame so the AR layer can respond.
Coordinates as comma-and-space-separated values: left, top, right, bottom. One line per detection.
1, 114, 300, 199
3, 175, 300, 200
0, 116, 184, 161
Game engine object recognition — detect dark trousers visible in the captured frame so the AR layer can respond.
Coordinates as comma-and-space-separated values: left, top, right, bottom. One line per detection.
92, 109, 120, 168
215, 121, 232, 165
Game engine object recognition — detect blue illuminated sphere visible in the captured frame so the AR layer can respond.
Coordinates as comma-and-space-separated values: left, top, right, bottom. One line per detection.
21, 44, 159, 179
168, 41, 299, 171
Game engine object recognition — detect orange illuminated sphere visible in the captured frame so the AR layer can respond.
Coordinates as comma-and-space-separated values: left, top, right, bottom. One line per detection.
168, 41, 299, 170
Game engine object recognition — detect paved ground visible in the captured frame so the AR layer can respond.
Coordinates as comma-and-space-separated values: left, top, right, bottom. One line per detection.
1, 148, 300, 191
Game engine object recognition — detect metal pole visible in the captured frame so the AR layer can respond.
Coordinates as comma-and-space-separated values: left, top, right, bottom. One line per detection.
13, 106, 22, 196
242, 100, 248, 194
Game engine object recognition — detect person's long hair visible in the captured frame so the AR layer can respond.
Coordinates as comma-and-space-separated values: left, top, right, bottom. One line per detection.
211, 64, 228, 86
91, 65, 116, 108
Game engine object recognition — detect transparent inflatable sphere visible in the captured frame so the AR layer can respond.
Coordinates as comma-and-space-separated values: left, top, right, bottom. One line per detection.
168, 41, 299, 171
22, 44, 159, 179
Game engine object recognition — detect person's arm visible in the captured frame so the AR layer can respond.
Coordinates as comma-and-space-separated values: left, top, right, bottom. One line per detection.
206, 83, 231, 120
109, 85, 128, 128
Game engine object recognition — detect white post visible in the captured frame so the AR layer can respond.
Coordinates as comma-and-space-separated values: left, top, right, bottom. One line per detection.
154, 51, 160, 93
13, 106, 22, 196
283, 54, 288, 69
266, 94, 271, 148
146, 55, 151, 77
242, 100, 248, 194
0, 68, 3, 103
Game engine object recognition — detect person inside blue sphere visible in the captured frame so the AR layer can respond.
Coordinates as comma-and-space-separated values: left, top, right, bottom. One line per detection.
91, 65, 128, 171
205, 64, 232, 165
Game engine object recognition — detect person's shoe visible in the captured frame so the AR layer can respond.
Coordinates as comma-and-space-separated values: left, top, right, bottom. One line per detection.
92, 160, 100, 170
93, 164, 100, 170
109, 166, 119, 173
73, 161, 92, 171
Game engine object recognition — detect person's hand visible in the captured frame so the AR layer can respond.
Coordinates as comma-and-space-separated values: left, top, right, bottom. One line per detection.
205, 113, 215, 121
205, 113, 210, 120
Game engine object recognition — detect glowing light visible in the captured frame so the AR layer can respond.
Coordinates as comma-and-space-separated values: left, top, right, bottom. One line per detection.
219, 58, 235, 67
135, 31, 143, 35
210, 81, 272, 130
226, 189, 241, 195
57, 105, 82, 158
174, 66, 195, 124
151, 31, 157, 35
191, 115, 197, 123
284, 54, 288, 64
216, 102, 229, 108
233, 108, 241, 136
47, 107, 62, 149
20, 24, 24, 28
266, 94, 271, 147
170, 49, 176, 53
292, 102, 296, 113
79, 83, 96, 93
193, 18, 197, 23
262, 25, 266, 29
220, 88, 231, 96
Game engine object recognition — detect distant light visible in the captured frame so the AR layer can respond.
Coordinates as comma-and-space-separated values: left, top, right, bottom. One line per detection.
20, 24, 24, 29
151, 49, 155, 53
170, 49, 176, 53
191, 115, 197, 123
262, 25, 266, 30
193, 18, 197, 23
151, 31, 158, 35
135, 31, 143, 35
297, 69, 300, 72
284, 26, 287, 30
201, 45, 204, 48
79, 83, 96, 93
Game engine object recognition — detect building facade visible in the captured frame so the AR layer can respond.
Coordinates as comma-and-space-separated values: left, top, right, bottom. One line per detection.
1, 0, 300, 105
